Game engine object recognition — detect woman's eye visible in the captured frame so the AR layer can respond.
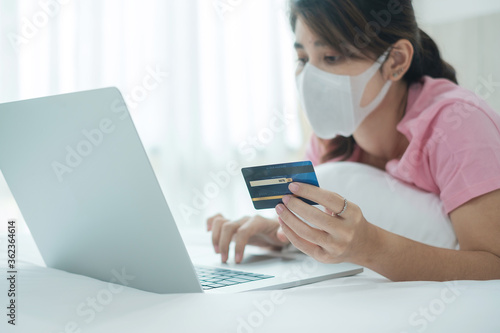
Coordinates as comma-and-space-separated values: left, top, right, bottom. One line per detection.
324, 56, 341, 64
297, 58, 308, 65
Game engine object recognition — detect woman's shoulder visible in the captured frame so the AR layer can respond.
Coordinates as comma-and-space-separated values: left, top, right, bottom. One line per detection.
394, 77, 500, 214
409, 76, 477, 105
400, 76, 500, 144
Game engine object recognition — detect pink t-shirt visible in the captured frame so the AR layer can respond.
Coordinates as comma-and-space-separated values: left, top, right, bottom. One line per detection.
305, 76, 500, 215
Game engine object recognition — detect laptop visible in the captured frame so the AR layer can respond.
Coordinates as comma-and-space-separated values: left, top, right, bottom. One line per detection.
0, 88, 363, 294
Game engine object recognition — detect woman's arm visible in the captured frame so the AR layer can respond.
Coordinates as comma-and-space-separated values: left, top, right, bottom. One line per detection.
275, 184, 500, 281
364, 187, 500, 280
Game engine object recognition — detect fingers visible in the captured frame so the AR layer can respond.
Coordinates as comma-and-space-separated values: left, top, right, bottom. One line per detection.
277, 216, 324, 259
276, 226, 288, 243
210, 214, 288, 264
275, 203, 330, 247
289, 182, 350, 219
282, 195, 337, 232
218, 216, 248, 263
207, 213, 223, 231
232, 217, 261, 264
211, 215, 229, 253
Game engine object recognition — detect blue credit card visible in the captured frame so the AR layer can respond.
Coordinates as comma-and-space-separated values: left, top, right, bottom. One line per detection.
241, 161, 320, 209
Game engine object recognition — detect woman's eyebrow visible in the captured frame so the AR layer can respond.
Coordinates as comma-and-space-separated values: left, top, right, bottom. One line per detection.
294, 40, 329, 49
314, 40, 328, 48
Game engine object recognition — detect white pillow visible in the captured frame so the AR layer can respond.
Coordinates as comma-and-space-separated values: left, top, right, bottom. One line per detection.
313, 162, 458, 250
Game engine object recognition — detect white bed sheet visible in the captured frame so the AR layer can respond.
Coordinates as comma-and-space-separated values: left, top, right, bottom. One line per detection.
2, 230, 500, 333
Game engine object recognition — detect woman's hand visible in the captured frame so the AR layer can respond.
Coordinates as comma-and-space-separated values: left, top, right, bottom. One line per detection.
275, 182, 376, 265
206, 214, 290, 264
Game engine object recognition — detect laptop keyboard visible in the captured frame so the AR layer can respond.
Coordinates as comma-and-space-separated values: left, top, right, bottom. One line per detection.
195, 266, 273, 290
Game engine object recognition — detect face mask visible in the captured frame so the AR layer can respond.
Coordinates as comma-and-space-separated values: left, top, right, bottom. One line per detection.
295, 51, 392, 139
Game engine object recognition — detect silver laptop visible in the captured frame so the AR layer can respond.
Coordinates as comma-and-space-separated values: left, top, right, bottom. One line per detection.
0, 88, 362, 294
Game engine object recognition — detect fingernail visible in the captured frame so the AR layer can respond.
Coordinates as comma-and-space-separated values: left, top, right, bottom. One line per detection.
235, 253, 242, 263
221, 253, 227, 263
282, 195, 291, 205
214, 245, 219, 253
289, 183, 299, 192
275, 204, 284, 214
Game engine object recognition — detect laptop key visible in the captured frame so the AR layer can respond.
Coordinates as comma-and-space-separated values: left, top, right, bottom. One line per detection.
219, 280, 240, 286
237, 276, 264, 281
203, 278, 223, 283
225, 277, 254, 283
203, 283, 222, 288
208, 283, 226, 288
242, 273, 267, 277
195, 265, 274, 289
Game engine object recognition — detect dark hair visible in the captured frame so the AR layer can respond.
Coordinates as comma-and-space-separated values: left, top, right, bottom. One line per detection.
289, 0, 458, 163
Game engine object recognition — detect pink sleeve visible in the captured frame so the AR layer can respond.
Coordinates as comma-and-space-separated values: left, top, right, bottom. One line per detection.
429, 103, 500, 214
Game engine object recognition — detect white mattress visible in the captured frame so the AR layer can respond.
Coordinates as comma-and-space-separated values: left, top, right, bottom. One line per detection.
2, 230, 500, 333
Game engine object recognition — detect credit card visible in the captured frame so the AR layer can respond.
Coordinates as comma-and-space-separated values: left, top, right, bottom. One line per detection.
241, 161, 320, 210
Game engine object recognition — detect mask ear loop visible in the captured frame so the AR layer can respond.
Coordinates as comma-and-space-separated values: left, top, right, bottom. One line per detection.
356, 48, 392, 81
352, 48, 393, 123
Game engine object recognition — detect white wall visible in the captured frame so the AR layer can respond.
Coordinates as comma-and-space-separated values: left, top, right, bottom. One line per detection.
414, 0, 500, 25
417, 11, 500, 113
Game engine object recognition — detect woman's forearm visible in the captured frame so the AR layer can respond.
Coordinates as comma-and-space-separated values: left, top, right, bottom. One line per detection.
359, 223, 500, 281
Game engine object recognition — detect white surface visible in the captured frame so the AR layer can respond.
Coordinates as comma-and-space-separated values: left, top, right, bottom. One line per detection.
1, 230, 500, 333
414, 0, 500, 24
315, 162, 458, 249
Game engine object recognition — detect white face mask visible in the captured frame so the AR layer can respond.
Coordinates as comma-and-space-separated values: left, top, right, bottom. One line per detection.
295, 51, 392, 139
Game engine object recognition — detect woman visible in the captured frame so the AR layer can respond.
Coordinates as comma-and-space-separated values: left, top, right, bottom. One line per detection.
207, 0, 500, 281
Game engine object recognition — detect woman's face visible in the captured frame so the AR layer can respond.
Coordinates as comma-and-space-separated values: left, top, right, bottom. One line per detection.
294, 17, 389, 107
